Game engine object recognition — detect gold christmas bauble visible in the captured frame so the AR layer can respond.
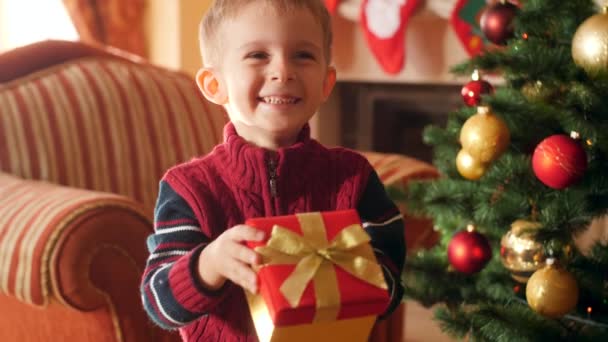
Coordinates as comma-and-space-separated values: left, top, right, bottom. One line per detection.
526, 260, 579, 318
456, 149, 487, 180
460, 106, 510, 163
500, 220, 545, 283
572, 9, 608, 78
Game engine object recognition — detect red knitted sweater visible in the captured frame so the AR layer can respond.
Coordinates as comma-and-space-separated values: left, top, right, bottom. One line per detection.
141, 123, 405, 341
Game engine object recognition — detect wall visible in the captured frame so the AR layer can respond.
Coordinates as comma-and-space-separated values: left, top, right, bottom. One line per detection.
145, 0, 212, 75
0, 0, 78, 53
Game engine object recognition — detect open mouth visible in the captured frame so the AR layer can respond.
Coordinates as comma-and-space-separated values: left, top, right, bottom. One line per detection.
259, 96, 301, 105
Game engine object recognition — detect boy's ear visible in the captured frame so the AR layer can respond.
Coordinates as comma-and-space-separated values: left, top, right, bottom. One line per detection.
195, 68, 228, 105
322, 66, 337, 100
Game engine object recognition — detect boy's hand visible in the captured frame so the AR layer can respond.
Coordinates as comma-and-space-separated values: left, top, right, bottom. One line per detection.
197, 225, 265, 294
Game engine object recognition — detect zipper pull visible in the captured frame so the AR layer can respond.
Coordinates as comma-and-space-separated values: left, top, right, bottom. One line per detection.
270, 178, 277, 198
268, 156, 278, 197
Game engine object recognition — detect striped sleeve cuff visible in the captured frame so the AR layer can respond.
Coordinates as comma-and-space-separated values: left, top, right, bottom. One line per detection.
168, 244, 231, 314
143, 262, 193, 329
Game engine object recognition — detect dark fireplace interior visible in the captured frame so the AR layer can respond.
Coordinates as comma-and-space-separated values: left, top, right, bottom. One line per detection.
338, 82, 462, 164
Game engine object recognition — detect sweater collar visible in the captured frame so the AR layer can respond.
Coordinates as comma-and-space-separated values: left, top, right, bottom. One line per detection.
222, 122, 312, 150
219, 122, 319, 192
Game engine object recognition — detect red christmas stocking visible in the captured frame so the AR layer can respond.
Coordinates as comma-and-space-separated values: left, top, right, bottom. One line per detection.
361, 0, 422, 75
450, 0, 487, 56
324, 0, 342, 15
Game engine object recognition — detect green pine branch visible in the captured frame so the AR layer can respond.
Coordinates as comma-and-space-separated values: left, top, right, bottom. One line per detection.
400, 0, 608, 339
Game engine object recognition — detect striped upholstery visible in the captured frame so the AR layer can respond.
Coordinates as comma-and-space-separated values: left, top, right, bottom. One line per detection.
0, 57, 227, 215
0, 172, 147, 306
363, 151, 439, 188
0, 53, 225, 314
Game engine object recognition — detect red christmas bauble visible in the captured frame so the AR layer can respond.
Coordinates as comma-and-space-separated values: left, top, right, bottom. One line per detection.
461, 79, 494, 107
448, 229, 492, 274
480, 1, 518, 45
532, 134, 588, 189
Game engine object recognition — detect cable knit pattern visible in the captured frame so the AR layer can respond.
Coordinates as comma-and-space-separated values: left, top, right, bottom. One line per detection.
141, 122, 404, 341
167, 123, 373, 225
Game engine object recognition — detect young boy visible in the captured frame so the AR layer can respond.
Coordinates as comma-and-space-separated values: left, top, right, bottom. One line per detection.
141, 1, 405, 341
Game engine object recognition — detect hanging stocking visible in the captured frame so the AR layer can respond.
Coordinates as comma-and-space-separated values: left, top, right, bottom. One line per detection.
361, 0, 422, 75
324, 0, 342, 15
450, 0, 487, 56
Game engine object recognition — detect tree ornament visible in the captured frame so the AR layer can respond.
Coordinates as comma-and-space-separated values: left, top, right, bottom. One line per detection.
513, 284, 521, 294
500, 220, 545, 283
460, 106, 511, 164
448, 224, 492, 274
532, 133, 588, 189
456, 149, 487, 180
480, 0, 518, 45
461, 70, 494, 107
572, 7, 608, 78
526, 258, 579, 318
521, 80, 555, 102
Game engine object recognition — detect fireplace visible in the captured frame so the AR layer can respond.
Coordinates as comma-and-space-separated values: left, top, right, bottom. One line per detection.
337, 82, 462, 163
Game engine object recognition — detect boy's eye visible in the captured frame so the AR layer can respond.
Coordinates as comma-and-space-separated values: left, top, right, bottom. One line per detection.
295, 51, 315, 60
246, 52, 268, 59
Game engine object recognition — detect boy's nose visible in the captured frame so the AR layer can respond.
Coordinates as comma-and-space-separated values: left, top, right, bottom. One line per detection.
269, 61, 295, 82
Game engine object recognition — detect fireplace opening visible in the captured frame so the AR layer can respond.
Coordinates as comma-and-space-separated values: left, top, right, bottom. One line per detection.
339, 82, 461, 164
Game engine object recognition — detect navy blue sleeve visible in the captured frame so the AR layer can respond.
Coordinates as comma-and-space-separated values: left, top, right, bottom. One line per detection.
141, 180, 226, 330
357, 170, 406, 319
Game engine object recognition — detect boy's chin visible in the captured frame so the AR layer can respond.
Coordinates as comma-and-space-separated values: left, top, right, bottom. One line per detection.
263, 125, 299, 137
264, 124, 307, 141
257, 117, 297, 130
236, 121, 292, 134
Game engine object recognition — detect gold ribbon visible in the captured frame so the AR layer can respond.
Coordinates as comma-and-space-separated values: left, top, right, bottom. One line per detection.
255, 212, 387, 322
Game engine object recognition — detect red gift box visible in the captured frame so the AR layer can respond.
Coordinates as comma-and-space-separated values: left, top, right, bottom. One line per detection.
245, 209, 389, 331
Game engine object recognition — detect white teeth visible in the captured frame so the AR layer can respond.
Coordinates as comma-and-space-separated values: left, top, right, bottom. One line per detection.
262, 96, 297, 104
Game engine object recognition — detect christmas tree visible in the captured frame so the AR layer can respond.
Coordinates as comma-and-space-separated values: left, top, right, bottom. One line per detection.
402, 0, 608, 340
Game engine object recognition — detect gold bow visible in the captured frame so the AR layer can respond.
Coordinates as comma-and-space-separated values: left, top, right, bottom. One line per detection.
255, 212, 387, 322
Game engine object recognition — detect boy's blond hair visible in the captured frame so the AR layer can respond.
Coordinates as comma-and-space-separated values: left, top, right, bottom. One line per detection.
199, 0, 332, 67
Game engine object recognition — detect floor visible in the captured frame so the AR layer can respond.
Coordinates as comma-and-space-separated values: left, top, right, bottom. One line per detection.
402, 301, 455, 342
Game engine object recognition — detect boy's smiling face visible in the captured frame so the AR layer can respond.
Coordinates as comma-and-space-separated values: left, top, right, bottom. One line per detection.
199, 1, 335, 149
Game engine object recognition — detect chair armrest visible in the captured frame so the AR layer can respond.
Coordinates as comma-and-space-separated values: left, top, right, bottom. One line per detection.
0, 173, 152, 310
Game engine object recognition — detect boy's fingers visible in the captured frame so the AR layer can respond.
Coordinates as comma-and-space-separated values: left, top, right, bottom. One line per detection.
230, 242, 260, 265
223, 259, 258, 293
229, 225, 265, 242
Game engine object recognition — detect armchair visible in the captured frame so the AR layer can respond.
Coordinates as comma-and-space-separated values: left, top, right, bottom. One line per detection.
0, 40, 437, 341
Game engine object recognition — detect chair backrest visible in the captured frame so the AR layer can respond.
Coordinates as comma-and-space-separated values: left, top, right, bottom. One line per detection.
0, 40, 227, 214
